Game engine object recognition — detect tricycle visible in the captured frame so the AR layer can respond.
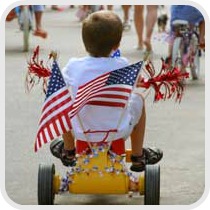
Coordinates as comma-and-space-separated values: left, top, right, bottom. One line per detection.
38, 138, 160, 205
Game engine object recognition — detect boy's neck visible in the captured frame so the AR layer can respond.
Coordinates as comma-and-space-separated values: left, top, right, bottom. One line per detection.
89, 53, 111, 58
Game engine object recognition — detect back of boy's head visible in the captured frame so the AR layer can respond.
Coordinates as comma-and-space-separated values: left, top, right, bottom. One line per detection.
82, 10, 123, 57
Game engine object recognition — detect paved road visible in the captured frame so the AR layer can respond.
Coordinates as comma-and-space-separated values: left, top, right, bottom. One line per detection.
5, 6, 205, 205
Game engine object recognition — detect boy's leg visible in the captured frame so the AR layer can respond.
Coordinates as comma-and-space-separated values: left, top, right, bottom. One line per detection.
50, 131, 76, 166
130, 103, 146, 157
63, 131, 75, 150
129, 94, 163, 172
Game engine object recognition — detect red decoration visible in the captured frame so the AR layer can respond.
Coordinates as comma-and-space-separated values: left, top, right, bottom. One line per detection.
26, 46, 189, 103
138, 58, 189, 102
25, 46, 52, 94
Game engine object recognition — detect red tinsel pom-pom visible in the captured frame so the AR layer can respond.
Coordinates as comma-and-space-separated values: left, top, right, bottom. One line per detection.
25, 46, 52, 94
138, 58, 189, 102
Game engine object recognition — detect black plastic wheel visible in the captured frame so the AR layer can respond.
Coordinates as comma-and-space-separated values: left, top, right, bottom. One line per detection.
38, 163, 55, 205
144, 164, 160, 205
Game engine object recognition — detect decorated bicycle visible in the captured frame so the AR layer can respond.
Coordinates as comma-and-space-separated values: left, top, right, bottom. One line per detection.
167, 5, 205, 80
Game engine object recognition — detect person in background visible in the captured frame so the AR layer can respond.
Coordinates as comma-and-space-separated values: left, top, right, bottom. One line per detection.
170, 5, 205, 49
51, 5, 65, 12
33, 5, 48, 38
107, 5, 132, 31
134, 5, 158, 53
6, 5, 48, 39
165, 5, 205, 65
76, 5, 104, 21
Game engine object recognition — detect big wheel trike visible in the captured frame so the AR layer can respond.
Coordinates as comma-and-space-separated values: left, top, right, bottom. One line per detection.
38, 138, 160, 205
26, 48, 189, 206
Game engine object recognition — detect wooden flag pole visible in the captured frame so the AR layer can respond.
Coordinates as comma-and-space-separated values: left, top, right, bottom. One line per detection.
50, 51, 58, 61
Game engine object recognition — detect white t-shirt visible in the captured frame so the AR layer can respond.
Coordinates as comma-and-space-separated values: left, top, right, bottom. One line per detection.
62, 56, 142, 142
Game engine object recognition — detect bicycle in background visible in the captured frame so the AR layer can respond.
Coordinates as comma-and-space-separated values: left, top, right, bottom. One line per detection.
7, 5, 47, 52
171, 20, 202, 80
16, 6, 33, 52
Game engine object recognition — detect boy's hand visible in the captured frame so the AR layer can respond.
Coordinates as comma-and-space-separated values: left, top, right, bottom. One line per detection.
136, 75, 146, 88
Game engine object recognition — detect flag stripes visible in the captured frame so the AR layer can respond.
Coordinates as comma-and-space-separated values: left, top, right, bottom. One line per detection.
34, 60, 143, 151
35, 62, 72, 152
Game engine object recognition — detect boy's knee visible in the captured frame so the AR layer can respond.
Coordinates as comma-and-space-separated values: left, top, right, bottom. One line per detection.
129, 93, 145, 121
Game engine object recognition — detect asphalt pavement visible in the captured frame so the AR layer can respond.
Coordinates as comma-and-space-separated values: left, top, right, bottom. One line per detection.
5, 5, 205, 206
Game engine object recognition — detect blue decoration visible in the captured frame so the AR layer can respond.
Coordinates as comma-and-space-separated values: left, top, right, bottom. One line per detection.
111, 49, 121, 58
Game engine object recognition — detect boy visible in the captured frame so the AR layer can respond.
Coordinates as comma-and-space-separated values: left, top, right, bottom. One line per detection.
50, 10, 163, 172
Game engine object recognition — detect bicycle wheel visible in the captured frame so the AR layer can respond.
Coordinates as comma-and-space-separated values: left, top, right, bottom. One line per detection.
171, 37, 183, 69
22, 7, 31, 52
189, 33, 200, 80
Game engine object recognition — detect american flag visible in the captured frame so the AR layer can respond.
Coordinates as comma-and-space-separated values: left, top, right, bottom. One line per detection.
34, 61, 72, 152
70, 61, 143, 119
